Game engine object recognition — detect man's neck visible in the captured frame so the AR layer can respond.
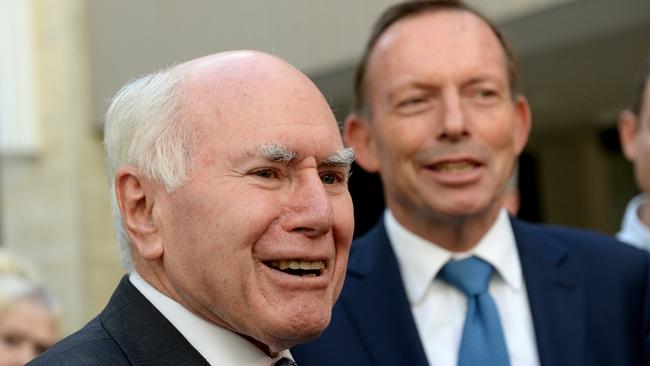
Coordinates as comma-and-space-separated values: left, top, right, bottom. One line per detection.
391, 206, 501, 252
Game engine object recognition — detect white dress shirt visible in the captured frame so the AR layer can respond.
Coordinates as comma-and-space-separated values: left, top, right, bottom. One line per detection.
617, 193, 650, 251
129, 272, 294, 366
386, 209, 540, 366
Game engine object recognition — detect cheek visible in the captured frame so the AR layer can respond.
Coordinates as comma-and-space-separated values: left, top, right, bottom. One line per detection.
332, 195, 354, 245
171, 184, 280, 246
375, 127, 422, 166
165, 187, 282, 298
479, 120, 517, 150
331, 195, 354, 290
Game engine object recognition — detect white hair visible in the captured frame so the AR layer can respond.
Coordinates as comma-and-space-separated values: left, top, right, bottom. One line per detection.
104, 67, 196, 270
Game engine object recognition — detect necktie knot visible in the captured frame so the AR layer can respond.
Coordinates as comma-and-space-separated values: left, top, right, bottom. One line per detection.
439, 256, 493, 297
438, 256, 510, 365
274, 357, 298, 366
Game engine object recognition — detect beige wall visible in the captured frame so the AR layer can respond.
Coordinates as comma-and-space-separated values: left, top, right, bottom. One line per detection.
1, 0, 121, 333
530, 127, 635, 234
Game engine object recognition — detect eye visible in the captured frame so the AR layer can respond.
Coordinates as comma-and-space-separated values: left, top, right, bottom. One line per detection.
469, 86, 501, 104
321, 174, 337, 185
320, 172, 344, 185
398, 97, 426, 107
1, 334, 19, 347
251, 168, 280, 179
394, 94, 434, 116
477, 88, 497, 98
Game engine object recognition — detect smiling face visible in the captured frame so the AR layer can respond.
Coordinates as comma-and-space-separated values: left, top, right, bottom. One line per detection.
130, 52, 354, 353
346, 10, 530, 249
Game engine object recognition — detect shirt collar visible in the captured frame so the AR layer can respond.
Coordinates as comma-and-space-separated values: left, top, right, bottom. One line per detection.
129, 272, 293, 366
617, 193, 650, 251
386, 208, 523, 305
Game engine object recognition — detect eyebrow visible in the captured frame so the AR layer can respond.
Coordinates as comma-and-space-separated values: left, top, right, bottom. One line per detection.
256, 143, 355, 166
322, 147, 355, 167
260, 143, 298, 163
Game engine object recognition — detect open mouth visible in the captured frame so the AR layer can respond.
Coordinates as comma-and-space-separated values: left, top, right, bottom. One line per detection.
264, 260, 325, 277
429, 160, 480, 172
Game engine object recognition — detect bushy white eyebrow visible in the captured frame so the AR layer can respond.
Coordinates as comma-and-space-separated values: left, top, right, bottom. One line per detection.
255, 143, 355, 167
322, 147, 355, 166
260, 143, 298, 164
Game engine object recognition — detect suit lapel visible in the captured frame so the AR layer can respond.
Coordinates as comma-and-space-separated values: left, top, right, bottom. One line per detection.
512, 219, 586, 366
341, 222, 429, 366
99, 276, 210, 366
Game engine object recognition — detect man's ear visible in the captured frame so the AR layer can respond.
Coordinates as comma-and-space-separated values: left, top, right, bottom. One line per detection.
512, 96, 532, 155
343, 113, 381, 173
115, 167, 164, 261
618, 109, 639, 162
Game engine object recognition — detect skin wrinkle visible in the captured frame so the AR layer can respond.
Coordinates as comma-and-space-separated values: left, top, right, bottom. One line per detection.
345, 10, 530, 251
116, 51, 354, 356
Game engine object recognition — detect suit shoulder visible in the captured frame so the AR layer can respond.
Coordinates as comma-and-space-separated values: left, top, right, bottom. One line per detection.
29, 317, 130, 365
513, 218, 650, 266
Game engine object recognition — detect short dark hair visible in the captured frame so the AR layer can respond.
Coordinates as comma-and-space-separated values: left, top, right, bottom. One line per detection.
630, 56, 650, 116
353, 0, 520, 114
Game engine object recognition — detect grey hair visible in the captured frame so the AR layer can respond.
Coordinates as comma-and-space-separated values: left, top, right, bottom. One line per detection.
261, 143, 298, 164
104, 67, 196, 270
323, 147, 355, 166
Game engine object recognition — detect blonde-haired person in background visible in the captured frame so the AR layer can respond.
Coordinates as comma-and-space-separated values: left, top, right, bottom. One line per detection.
0, 251, 59, 366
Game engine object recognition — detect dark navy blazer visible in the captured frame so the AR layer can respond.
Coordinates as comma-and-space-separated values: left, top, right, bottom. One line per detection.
28, 276, 209, 366
292, 218, 650, 366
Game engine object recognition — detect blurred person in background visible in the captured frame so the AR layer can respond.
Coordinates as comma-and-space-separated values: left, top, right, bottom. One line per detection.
29, 50, 354, 365
292, 1, 650, 365
618, 56, 650, 251
0, 251, 59, 366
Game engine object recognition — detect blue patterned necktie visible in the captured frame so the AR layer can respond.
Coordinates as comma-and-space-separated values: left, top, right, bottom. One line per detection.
439, 256, 510, 366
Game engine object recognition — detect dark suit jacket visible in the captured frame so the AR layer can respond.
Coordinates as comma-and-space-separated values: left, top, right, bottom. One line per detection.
29, 276, 209, 365
292, 218, 650, 366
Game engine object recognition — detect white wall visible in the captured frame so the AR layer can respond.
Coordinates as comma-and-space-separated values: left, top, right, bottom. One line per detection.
0, 0, 39, 156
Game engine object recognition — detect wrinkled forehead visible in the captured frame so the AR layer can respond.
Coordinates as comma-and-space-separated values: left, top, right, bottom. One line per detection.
173, 53, 343, 162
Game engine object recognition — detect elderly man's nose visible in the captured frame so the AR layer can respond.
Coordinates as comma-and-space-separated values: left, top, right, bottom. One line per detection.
281, 175, 334, 236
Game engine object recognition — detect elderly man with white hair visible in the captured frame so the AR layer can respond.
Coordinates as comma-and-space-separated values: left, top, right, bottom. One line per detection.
30, 50, 355, 366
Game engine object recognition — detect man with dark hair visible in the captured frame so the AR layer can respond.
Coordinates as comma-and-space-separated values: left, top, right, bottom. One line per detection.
292, 1, 650, 365
618, 57, 650, 251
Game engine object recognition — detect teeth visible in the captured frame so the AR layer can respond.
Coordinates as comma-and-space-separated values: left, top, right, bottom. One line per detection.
435, 161, 474, 172
268, 260, 325, 270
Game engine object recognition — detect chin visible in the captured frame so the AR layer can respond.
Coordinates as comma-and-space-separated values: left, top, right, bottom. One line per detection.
259, 314, 330, 352
276, 306, 331, 343
436, 192, 493, 214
